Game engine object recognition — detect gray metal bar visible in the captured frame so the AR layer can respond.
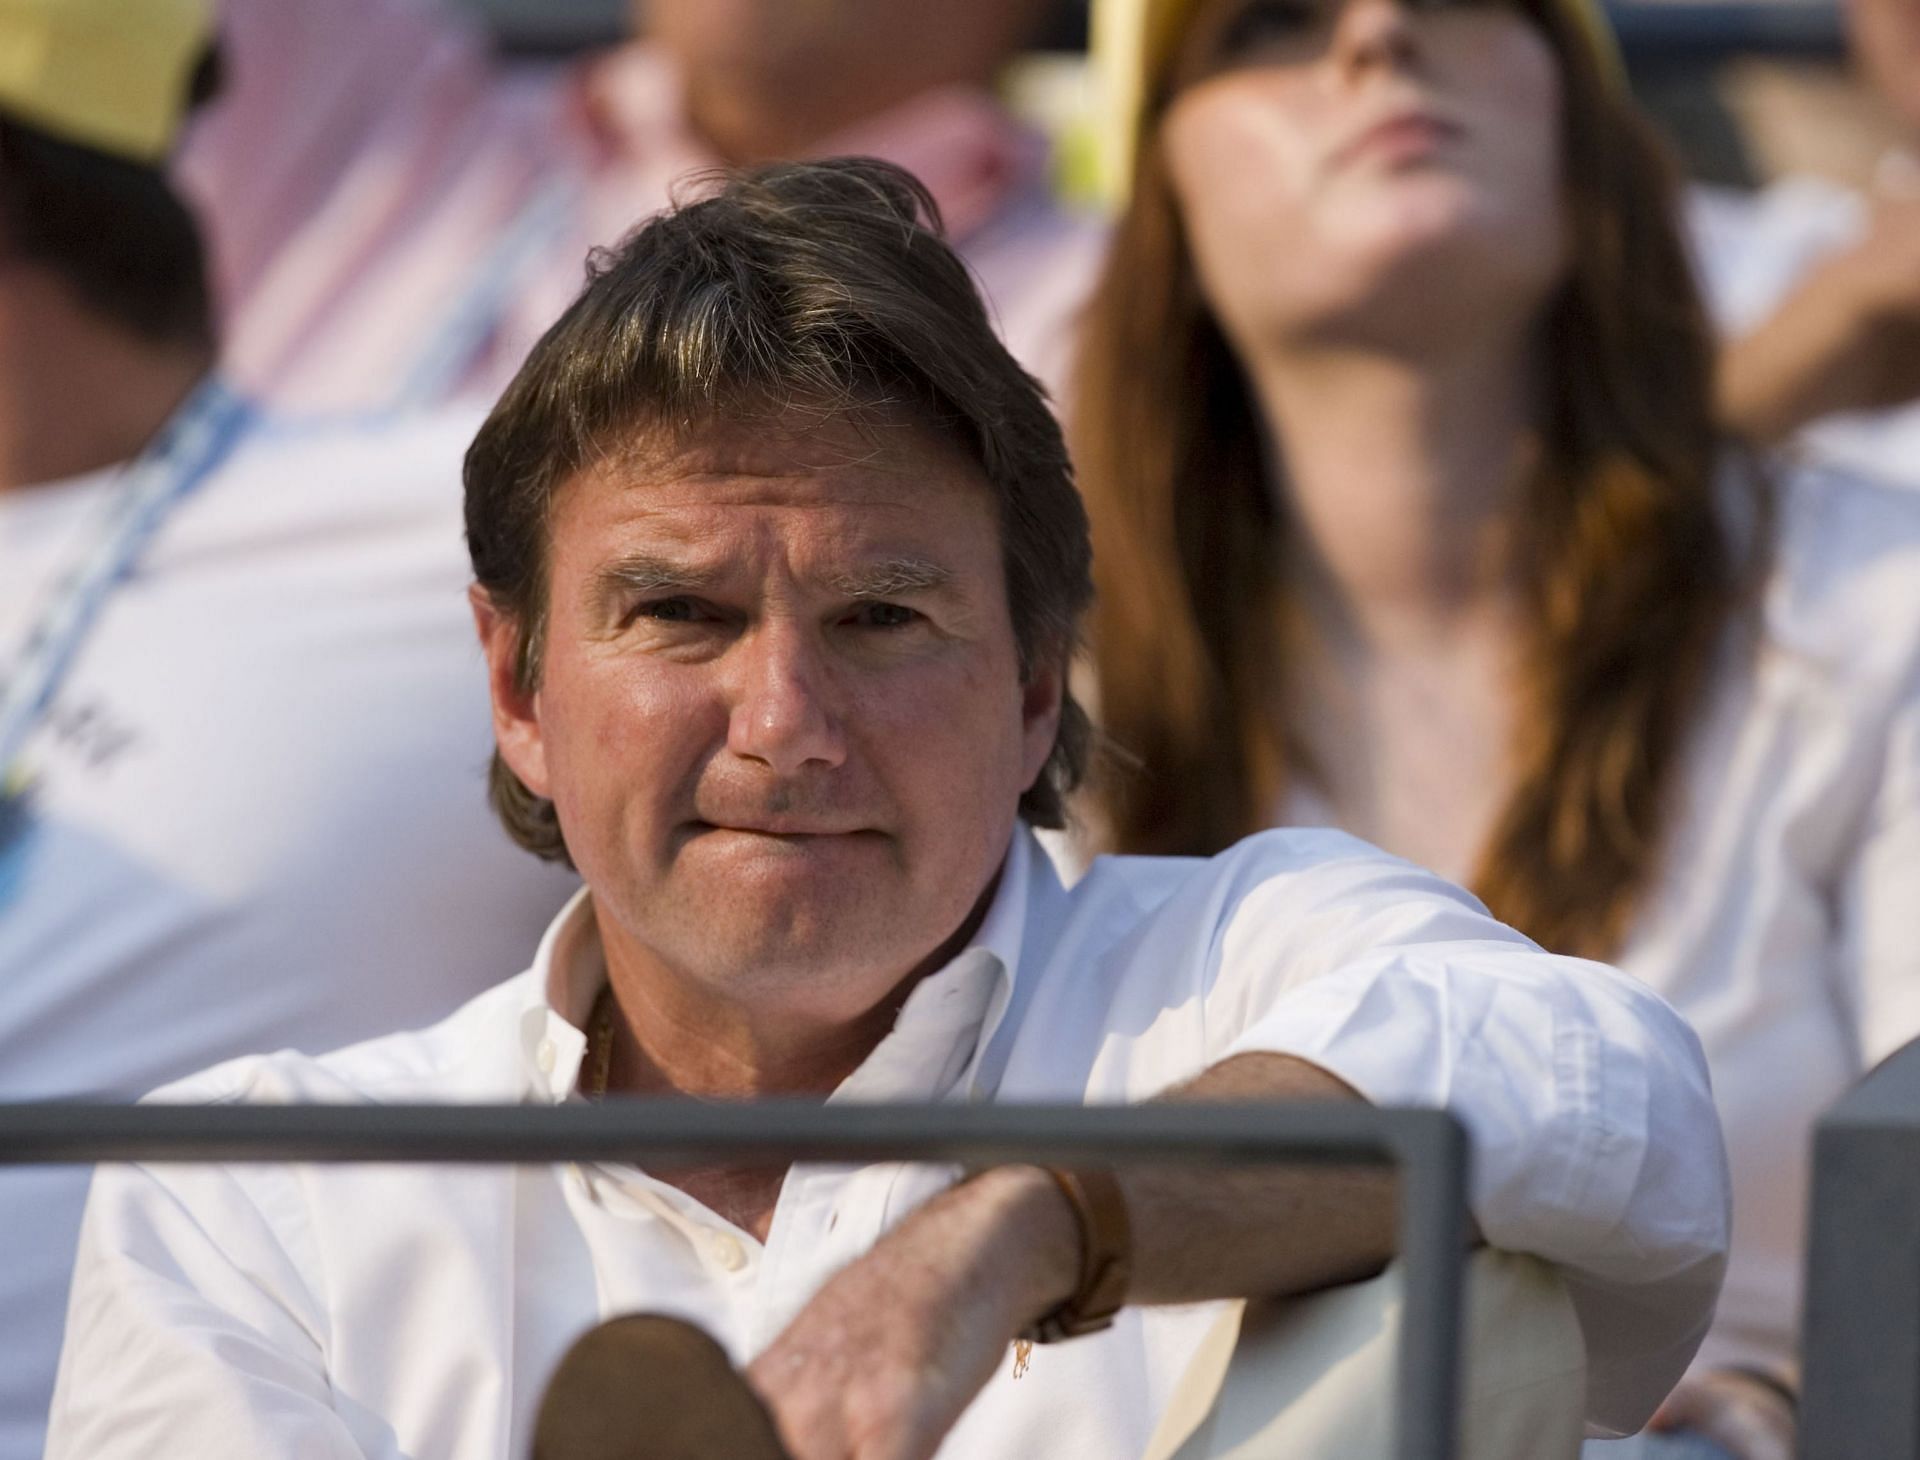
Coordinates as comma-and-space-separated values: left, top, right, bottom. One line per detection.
1392, 1115, 1473, 1460
1799, 1040, 1920, 1459
0, 1099, 1469, 1460
0, 1098, 1420, 1167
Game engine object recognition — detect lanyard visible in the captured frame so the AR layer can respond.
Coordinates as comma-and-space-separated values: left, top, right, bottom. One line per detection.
0, 375, 255, 788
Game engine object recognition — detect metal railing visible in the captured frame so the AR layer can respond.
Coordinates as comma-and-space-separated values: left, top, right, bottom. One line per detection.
1799, 1037, 1920, 1459
1, 1099, 1470, 1460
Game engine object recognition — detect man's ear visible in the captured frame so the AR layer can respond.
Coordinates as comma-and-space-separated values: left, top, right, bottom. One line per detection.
1018, 656, 1066, 795
469, 585, 551, 800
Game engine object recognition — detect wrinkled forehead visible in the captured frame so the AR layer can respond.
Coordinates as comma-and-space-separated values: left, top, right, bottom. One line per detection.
547, 404, 1005, 574
595, 401, 983, 494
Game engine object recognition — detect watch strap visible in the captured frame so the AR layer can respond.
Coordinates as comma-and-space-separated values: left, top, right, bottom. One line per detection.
1020, 1166, 1132, 1344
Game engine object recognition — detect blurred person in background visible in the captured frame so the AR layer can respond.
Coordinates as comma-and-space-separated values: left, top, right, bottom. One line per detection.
176, 0, 1103, 412
1071, 0, 1920, 1455
0, 2, 576, 1455
1693, 0, 1920, 489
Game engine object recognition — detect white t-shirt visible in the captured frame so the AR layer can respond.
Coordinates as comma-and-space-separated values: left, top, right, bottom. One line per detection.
1688, 175, 1920, 491
0, 467, 121, 652
46, 827, 1729, 1453
0, 409, 579, 1460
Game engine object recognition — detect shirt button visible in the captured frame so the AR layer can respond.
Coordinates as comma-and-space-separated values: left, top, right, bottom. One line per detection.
534, 1039, 557, 1075
710, 1233, 747, 1272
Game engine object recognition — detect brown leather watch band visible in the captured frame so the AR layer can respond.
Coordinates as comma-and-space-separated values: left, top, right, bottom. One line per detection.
1020, 1166, 1132, 1344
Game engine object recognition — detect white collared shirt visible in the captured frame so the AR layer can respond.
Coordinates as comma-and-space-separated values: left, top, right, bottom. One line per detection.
47, 828, 1728, 1454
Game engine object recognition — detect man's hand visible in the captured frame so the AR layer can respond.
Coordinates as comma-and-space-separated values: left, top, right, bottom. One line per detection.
746, 1166, 1077, 1460
1646, 1368, 1795, 1460
745, 1055, 1390, 1459
1719, 195, 1920, 443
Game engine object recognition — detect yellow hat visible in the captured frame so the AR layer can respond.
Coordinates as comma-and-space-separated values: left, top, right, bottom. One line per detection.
0, 0, 213, 164
1090, 0, 1626, 205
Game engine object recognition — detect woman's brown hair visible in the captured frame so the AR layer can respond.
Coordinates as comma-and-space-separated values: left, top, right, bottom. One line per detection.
1073, 0, 1768, 958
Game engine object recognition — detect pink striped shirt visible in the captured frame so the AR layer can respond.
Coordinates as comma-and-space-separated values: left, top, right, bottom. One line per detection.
178, 0, 1106, 412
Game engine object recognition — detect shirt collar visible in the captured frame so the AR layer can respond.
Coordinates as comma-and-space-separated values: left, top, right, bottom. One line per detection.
835, 824, 1036, 1104
515, 825, 1049, 1104
516, 886, 600, 1103
576, 43, 1044, 243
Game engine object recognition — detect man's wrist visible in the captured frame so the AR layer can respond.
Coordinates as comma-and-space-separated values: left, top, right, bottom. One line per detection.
937, 1165, 1081, 1333
1016, 1167, 1132, 1343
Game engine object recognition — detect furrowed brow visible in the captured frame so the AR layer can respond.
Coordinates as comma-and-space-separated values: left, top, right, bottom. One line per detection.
585, 554, 717, 611
829, 557, 954, 599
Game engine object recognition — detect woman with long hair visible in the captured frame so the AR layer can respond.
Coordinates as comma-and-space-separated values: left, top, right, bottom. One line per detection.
1073, 1, 1920, 1454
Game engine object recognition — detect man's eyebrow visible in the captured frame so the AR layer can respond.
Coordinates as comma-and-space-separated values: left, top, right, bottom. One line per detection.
586, 554, 717, 605
829, 558, 954, 598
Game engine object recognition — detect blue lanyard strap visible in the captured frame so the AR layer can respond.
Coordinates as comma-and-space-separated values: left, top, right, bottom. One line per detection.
0, 376, 255, 784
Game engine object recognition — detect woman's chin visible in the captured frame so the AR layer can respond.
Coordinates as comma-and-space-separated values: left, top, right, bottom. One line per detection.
1261, 217, 1557, 344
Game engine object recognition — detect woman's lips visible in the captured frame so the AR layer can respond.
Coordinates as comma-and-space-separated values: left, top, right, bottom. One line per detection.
1332, 111, 1465, 171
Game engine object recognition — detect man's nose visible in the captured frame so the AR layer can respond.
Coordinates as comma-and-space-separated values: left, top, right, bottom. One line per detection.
725, 623, 847, 775
1330, 0, 1420, 75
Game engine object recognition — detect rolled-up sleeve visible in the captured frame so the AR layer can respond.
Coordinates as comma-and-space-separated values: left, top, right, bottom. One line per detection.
1199, 837, 1730, 1437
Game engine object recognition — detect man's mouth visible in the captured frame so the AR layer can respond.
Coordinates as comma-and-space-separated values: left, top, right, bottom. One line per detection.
688, 820, 876, 842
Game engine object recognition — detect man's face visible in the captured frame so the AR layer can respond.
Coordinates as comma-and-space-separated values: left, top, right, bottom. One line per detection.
476, 412, 1061, 1026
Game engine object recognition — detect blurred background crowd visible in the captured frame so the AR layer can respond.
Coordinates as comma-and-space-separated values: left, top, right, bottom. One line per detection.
8, 0, 1920, 1455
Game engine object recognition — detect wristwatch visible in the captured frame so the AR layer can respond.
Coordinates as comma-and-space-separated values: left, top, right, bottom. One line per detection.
1020, 1166, 1133, 1343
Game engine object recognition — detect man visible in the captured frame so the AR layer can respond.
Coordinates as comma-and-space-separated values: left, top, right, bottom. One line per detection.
1693, 0, 1920, 488
177, 0, 1102, 411
0, 3, 577, 1455
49, 160, 1729, 1458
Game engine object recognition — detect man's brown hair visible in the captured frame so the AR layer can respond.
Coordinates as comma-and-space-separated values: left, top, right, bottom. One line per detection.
465, 158, 1093, 864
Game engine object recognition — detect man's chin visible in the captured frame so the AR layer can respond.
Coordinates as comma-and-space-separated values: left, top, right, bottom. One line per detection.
670, 920, 922, 1009
655, 852, 899, 960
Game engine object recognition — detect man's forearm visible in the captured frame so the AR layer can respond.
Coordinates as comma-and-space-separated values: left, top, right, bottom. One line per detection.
962, 1051, 1433, 1331
1717, 309, 1861, 445
1715, 238, 1920, 444
751, 1050, 1464, 1456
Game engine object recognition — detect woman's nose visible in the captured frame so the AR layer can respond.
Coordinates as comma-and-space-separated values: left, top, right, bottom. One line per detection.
1329, 0, 1421, 76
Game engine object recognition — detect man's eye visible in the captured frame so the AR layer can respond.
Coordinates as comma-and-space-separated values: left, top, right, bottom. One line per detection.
635, 597, 699, 624
851, 602, 917, 629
